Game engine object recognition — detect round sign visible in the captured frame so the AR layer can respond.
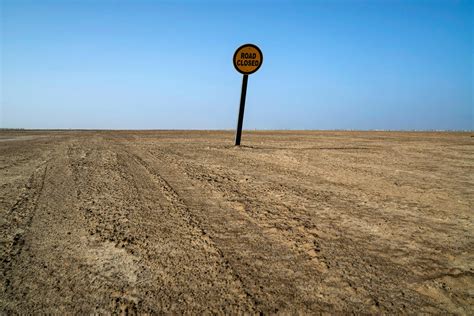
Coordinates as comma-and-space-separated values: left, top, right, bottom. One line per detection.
233, 44, 263, 75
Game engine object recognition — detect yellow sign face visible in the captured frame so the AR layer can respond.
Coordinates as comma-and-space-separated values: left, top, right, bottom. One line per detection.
233, 44, 263, 75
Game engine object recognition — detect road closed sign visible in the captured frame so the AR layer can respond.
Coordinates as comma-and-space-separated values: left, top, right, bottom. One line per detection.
232, 43, 263, 146
233, 44, 263, 75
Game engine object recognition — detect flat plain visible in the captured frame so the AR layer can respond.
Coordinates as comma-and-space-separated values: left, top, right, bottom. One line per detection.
0, 130, 472, 314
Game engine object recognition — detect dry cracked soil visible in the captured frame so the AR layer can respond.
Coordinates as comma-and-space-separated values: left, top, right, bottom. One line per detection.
0, 130, 473, 314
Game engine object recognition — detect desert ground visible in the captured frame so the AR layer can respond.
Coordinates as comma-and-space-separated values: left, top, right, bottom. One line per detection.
0, 130, 472, 314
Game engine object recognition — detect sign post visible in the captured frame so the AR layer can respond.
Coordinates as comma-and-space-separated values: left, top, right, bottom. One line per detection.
233, 44, 263, 146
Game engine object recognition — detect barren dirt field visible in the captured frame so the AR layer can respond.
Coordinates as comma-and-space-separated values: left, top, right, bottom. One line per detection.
0, 130, 472, 314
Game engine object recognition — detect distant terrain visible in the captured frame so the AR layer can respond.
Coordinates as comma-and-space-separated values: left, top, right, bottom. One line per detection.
1, 130, 472, 313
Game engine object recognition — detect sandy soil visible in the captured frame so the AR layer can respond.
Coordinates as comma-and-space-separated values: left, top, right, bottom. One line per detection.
0, 130, 472, 314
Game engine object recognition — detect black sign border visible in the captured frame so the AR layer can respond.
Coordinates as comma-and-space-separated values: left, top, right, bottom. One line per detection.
233, 43, 263, 75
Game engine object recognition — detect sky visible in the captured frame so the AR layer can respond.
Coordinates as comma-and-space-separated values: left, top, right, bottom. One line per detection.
1, 0, 472, 130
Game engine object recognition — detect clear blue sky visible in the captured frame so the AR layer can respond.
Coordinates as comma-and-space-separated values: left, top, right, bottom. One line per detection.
1, 0, 472, 130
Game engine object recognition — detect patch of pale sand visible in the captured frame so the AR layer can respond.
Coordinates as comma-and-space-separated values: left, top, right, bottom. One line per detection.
81, 236, 139, 285
0, 136, 44, 142
412, 252, 474, 314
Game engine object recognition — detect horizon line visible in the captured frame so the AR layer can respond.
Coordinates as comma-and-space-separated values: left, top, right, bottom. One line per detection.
0, 128, 472, 133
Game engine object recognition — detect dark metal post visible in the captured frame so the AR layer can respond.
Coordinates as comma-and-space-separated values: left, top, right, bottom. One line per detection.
235, 74, 249, 146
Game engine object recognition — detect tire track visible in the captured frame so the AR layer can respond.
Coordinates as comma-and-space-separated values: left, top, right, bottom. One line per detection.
66, 141, 143, 314
122, 148, 260, 312
1, 159, 50, 299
